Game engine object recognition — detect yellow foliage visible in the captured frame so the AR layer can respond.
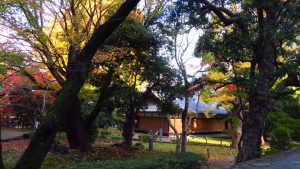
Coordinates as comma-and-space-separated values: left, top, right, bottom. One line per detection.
208, 71, 226, 81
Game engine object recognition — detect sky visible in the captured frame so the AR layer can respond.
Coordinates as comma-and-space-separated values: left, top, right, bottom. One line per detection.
172, 28, 204, 79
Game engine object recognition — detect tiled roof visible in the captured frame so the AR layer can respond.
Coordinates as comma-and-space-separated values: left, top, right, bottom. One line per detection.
142, 94, 228, 115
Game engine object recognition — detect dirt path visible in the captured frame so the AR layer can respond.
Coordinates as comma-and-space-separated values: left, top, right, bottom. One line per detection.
1, 128, 29, 141
200, 156, 235, 169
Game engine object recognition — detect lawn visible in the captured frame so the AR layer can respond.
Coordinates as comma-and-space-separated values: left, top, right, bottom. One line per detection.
135, 141, 237, 158
2, 137, 237, 169
187, 136, 232, 146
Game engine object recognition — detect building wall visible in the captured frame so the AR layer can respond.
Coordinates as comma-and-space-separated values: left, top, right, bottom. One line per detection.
136, 116, 226, 134
169, 118, 183, 133
189, 118, 225, 132
136, 116, 169, 133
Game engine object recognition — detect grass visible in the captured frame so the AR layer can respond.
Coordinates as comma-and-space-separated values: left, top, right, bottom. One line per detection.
2, 137, 237, 169
134, 141, 237, 158
187, 136, 231, 146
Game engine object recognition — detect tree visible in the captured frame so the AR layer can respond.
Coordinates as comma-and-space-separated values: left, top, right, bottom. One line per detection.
156, 3, 207, 152
0, 1, 140, 169
0, 0, 141, 151
110, 53, 176, 150
1, 71, 55, 129
184, 0, 300, 162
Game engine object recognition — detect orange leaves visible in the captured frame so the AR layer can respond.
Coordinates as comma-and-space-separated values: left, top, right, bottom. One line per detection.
224, 84, 237, 92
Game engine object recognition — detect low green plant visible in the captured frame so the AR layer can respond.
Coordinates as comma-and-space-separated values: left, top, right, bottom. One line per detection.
138, 133, 158, 142
262, 148, 281, 156
64, 152, 207, 169
270, 125, 292, 150
89, 117, 100, 142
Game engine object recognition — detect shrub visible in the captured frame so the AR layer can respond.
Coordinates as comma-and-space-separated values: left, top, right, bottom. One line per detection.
89, 117, 100, 142
66, 152, 207, 169
99, 127, 122, 139
270, 125, 292, 150
138, 133, 158, 142
262, 147, 281, 156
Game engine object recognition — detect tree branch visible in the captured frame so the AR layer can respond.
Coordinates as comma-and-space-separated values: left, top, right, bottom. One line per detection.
78, 0, 141, 61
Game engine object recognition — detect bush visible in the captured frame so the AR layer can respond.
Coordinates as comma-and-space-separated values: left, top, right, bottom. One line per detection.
99, 127, 122, 139
66, 152, 207, 169
138, 133, 158, 142
89, 117, 100, 142
270, 126, 292, 150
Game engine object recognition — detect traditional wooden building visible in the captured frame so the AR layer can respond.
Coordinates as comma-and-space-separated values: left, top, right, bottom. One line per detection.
135, 93, 230, 135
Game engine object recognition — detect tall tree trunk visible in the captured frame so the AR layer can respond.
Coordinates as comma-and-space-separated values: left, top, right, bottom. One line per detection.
63, 96, 91, 151
181, 96, 189, 153
236, 110, 266, 162
237, 39, 276, 162
122, 113, 135, 150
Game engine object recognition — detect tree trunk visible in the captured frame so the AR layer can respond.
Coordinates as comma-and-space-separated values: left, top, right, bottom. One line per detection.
167, 117, 181, 153
122, 113, 135, 150
236, 9, 277, 160
236, 112, 265, 162
14, 118, 58, 169
13, 1, 140, 168
181, 96, 189, 153
63, 96, 91, 151
14, 70, 88, 169
236, 78, 274, 162
231, 120, 242, 149
85, 70, 114, 130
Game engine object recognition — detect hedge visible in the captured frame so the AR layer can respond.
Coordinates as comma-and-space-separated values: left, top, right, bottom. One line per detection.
65, 152, 207, 169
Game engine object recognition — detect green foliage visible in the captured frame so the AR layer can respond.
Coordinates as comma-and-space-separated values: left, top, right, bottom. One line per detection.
222, 115, 240, 135
105, 18, 157, 50
89, 117, 100, 142
270, 126, 292, 150
0, 50, 23, 77
98, 110, 123, 128
267, 104, 300, 141
99, 127, 122, 139
138, 133, 158, 142
262, 148, 281, 156
65, 152, 207, 169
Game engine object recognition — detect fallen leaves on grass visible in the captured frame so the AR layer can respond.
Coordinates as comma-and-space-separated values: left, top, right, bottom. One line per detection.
2, 139, 29, 152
